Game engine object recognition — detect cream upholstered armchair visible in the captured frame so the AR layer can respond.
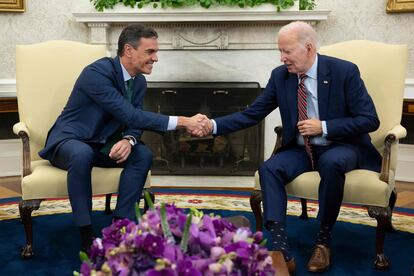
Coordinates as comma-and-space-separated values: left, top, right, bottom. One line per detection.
250, 40, 408, 270
14, 41, 152, 259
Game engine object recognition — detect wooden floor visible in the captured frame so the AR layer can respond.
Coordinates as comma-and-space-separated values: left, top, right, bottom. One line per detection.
1, 176, 413, 208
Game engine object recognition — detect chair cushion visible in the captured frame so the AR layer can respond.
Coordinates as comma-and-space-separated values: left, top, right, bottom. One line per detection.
254, 170, 394, 207
21, 160, 151, 200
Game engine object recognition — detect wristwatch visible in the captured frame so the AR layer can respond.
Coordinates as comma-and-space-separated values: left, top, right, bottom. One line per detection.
124, 137, 135, 146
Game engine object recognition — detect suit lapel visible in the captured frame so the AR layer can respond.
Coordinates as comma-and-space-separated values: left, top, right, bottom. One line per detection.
114, 56, 128, 97
317, 54, 331, 120
285, 73, 299, 131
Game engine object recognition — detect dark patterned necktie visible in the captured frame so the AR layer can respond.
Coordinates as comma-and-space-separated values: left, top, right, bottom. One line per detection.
100, 79, 134, 155
297, 74, 314, 169
125, 78, 134, 102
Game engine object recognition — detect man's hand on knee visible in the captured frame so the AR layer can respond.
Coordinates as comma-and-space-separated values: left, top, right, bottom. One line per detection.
109, 139, 132, 163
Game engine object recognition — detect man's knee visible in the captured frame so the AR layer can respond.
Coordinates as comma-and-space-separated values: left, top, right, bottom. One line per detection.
55, 141, 94, 171
259, 158, 284, 178
318, 154, 353, 174
69, 145, 94, 165
130, 144, 153, 168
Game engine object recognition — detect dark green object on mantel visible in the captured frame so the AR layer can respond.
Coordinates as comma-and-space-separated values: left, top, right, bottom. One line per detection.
91, 0, 316, 12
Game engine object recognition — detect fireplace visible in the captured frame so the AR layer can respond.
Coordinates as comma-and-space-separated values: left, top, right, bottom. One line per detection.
401, 99, 414, 144
141, 82, 264, 175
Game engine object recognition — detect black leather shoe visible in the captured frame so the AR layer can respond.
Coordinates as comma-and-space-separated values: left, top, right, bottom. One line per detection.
307, 244, 330, 273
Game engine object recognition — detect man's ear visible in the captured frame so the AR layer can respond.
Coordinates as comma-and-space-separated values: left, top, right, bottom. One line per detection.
306, 43, 315, 56
306, 43, 312, 52
124, 44, 133, 57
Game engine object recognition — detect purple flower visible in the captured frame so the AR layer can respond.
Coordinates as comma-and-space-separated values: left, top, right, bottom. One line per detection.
80, 262, 91, 276
253, 231, 264, 244
163, 243, 183, 262
143, 234, 165, 257
78, 203, 275, 275
146, 268, 176, 276
176, 259, 202, 276
102, 218, 133, 247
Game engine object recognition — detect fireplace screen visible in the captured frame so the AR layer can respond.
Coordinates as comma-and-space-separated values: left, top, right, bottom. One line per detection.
141, 82, 264, 176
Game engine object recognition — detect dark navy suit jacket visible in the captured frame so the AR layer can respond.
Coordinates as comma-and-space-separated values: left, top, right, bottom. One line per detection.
215, 54, 382, 172
39, 56, 169, 161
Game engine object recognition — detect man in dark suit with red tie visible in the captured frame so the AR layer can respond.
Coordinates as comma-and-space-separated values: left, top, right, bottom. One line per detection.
203, 21, 382, 273
39, 24, 209, 251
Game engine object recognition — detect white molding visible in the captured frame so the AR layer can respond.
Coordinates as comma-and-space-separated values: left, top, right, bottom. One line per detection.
395, 144, 414, 182
0, 79, 17, 97
404, 78, 414, 99
0, 139, 21, 177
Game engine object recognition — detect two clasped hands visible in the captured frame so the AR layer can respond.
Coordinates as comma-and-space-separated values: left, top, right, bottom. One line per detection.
177, 114, 214, 137
109, 114, 213, 163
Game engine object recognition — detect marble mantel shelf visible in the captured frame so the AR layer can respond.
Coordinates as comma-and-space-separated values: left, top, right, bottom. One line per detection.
72, 5, 330, 23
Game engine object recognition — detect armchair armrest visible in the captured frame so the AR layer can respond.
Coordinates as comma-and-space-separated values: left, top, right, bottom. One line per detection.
380, 124, 406, 183
13, 122, 32, 177
386, 124, 407, 140
13, 122, 30, 137
272, 126, 283, 155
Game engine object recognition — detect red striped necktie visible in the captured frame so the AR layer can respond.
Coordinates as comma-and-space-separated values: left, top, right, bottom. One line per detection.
297, 74, 314, 169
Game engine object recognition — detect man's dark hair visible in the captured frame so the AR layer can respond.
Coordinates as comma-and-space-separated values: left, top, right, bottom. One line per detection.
117, 24, 158, 56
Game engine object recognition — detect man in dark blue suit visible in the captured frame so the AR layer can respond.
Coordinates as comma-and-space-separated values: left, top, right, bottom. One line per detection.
39, 24, 209, 251
203, 21, 382, 273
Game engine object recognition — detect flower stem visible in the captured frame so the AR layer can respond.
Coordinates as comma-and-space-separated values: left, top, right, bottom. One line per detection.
180, 213, 192, 252
160, 203, 175, 243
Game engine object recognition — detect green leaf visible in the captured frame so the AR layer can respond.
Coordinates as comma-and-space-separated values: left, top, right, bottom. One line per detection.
73, 271, 80, 276
160, 203, 175, 243
180, 213, 192, 252
135, 202, 141, 220
90, 0, 315, 11
79, 251, 90, 263
144, 191, 154, 210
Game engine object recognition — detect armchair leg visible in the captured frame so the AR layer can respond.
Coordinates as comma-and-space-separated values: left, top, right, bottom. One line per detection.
299, 198, 308, 220
368, 206, 391, 270
105, 194, 113, 214
143, 188, 155, 213
250, 190, 263, 232
19, 199, 41, 259
387, 189, 397, 233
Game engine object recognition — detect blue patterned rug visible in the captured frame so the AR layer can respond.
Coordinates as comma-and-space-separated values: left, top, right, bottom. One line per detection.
0, 188, 413, 275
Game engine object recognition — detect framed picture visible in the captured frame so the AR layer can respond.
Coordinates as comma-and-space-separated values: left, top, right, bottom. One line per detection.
0, 0, 24, 12
387, 0, 414, 13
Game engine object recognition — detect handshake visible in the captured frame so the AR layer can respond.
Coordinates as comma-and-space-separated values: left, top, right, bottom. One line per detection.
177, 114, 213, 138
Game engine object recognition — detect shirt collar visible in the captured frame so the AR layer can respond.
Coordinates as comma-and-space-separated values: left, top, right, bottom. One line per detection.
305, 55, 318, 80
120, 61, 133, 82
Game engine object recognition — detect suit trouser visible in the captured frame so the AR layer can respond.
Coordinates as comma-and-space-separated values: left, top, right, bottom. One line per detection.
50, 139, 153, 227
258, 143, 358, 227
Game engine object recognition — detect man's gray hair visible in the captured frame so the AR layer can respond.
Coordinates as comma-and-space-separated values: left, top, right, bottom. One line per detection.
279, 21, 319, 49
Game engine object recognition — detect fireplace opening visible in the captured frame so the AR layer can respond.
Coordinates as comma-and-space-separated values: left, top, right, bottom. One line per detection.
401, 99, 414, 144
141, 82, 264, 176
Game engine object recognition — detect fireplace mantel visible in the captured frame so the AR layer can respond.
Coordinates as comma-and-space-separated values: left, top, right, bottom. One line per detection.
72, 5, 330, 50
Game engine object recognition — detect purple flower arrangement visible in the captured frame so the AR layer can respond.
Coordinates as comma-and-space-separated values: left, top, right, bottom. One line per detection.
77, 195, 275, 276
